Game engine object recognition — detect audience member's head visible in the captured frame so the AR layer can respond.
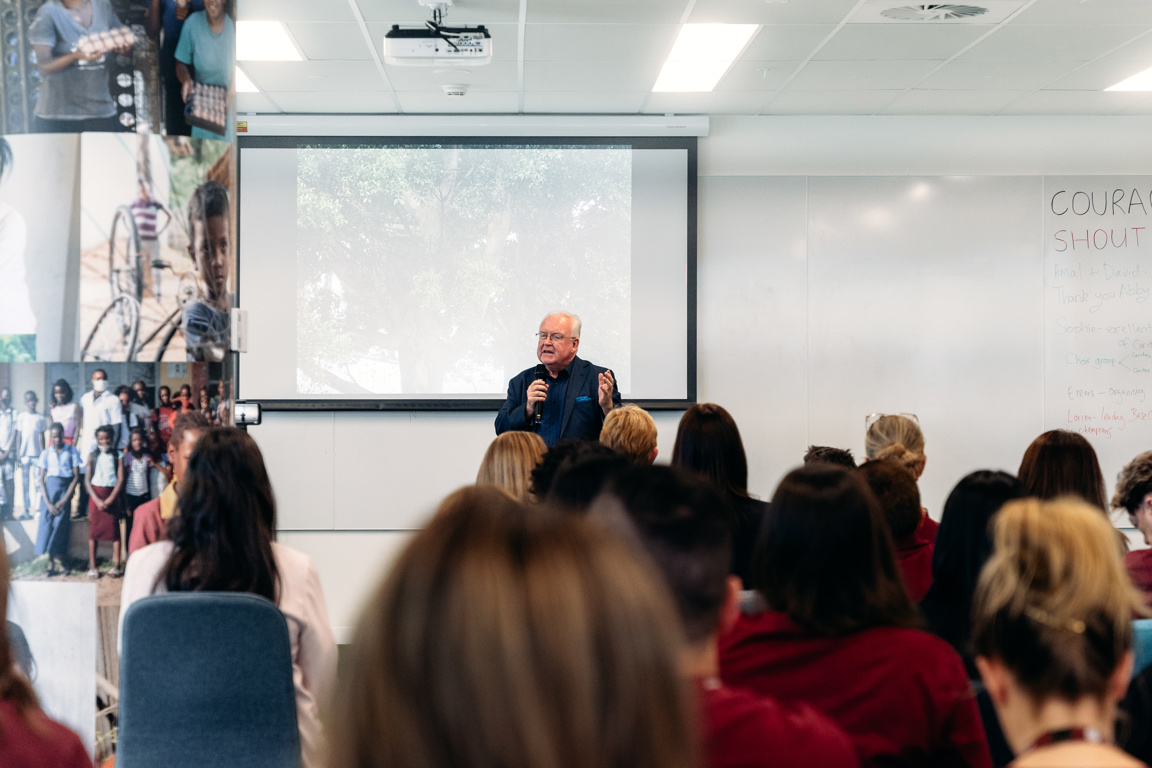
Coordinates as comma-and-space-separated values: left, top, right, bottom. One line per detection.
162, 428, 279, 601
168, 410, 212, 484
671, 403, 749, 498
0, 547, 36, 711
547, 445, 630, 514
1113, 451, 1152, 544
476, 431, 547, 501
592, 465, 734, 651
858, 459, 922, 540
972, 498, 1145, 758
803, 445, 856, 469
328, 485, 694, 768
600, 404, 659, 464
754, 463, 917, 637
864, 414, 926, 478
531, 440, 617, 500
1018, 429, 1107, 511
926, 471, 1028, 607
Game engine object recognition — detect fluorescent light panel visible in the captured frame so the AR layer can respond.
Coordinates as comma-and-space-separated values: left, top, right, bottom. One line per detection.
237, 21, 303, 61
235, 66, 258, 93
1106, 66, 1152, 91
653, 24, 759, 93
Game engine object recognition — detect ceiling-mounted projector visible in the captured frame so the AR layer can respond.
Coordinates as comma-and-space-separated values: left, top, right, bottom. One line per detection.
383, 2, 491, 66
384, 25, 492, 66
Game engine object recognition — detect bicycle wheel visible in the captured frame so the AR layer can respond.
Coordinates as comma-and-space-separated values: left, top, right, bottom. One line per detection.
108, 205, 143, 304
155, 317, 185, 362
82, 295, 141, 362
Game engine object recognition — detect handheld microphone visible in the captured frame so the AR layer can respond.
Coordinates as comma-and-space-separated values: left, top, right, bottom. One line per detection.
533, 364, 547, 426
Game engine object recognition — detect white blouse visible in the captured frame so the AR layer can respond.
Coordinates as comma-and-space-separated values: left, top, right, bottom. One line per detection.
119, 542, 338, 768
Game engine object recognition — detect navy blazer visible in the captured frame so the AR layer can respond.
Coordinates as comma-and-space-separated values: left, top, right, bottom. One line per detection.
494, 356, 622, 445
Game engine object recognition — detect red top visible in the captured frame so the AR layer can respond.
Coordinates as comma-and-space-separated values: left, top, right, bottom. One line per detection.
0, 700, 90, 768
918, 515, 939, 543
128, 497, 165, 555
1126, 548, 1152, 601
895, 524, 935, 603
699, 678, 860, 768
719, 610, 991, 768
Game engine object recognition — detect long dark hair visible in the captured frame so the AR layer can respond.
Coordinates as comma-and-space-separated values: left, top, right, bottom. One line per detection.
919, 471, 1027, 672
51, 378, 73, 405
157, 428, 279, 601
1018, 429, 1107, 510
671, 403, 749, 499
753, 463, 918, 636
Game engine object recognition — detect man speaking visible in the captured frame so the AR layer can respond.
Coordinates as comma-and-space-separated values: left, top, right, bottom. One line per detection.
495, 311, 621, 446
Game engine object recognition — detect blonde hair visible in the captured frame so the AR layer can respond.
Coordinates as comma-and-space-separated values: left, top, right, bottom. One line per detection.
865, 415, 925, 470
600, 404, 657, 464
328, 486, 695, 768
477, 431, 547, 501
972, 498, 1147, 702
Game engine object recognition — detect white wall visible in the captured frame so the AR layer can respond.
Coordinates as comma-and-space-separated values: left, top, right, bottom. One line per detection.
249, 114, 1152, 637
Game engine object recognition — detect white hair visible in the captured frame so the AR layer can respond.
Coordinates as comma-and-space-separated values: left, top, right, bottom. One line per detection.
542, 311, 582, 339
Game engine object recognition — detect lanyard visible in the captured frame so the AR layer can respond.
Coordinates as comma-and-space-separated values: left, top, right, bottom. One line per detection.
1020, 726, 1109, 757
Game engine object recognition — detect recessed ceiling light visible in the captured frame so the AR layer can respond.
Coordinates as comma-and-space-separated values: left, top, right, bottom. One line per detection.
235, 66, 258, 93
1106, 65, 1152, 91
652, 24, 759, 92
237, 21, 303, 61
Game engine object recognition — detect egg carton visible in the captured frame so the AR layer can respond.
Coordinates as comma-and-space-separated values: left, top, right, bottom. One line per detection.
76, 26, 136, 57
184, 81, 228, 135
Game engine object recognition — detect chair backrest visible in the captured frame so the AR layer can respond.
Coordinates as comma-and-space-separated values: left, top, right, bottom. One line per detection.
118, 592, 301, 768
1133, 619, 1152, 679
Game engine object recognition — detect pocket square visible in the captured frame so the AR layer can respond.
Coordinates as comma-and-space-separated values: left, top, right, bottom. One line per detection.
576, 395, 592, 402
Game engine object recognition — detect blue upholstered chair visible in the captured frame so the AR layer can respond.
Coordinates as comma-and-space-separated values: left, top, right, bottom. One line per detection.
1133, 619, 1152, 679
117, 592, 301, 768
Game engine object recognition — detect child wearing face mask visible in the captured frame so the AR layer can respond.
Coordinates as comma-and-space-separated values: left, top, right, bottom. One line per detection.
85, 425, 124, 579
182, 181, 231, 362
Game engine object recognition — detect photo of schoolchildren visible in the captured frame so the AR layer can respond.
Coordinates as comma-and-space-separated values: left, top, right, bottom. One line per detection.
49, 379, 80, 446
0, 388, 15, 520
146, 428, 171, 498
34, 423, 81, 575
84, 423, 123, 579
79, 134, 233, 362
183, 180, 231, 362
121, 426, 152, 544
15, 391, 48, 520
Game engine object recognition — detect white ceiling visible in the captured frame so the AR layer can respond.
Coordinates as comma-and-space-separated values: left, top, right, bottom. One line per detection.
235, 0, 1152, 116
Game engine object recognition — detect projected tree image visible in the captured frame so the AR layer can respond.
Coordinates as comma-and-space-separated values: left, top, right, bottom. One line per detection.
296, 145, 632, 396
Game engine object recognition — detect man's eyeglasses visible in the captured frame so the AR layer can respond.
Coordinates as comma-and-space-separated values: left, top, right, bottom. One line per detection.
536, 332, 571, 342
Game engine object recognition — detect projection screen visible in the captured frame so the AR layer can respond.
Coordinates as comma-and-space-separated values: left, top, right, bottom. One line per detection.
237, 136, 695, 409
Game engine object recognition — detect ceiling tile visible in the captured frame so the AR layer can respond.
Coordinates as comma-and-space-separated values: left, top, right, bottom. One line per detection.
814, 24, 993, 60
355, 0, 522, 24
881, 89, 1032, 114
1116, 93, 1152, 114
644, 90, 774, 115
366, 22, 520, 61
717, 61, 801, 91
523, 24, 680, 62
1042, 55, 1152, 90
286, 22, 373, 61
849, 0, 1028, 25
242, 61, 390, 92
266, 91, 400, 113
999, 89, 1150, 114
384, 61, 519, 90
239, 0, 356, 22
920, 60, 1081, 90
1013, 0, 1152, 25
689, 0, 860, 25
395, 91, 520, 112
237, 92, 282, 113
527, 0, 684, 24
763, 89, 904, 114
1110, 32, 1152, 60
959, 25, 1147, 61
739, 25, 837, 60
523, 61, 663, 92
522, 92, 647, 113
789, 59, 943, 90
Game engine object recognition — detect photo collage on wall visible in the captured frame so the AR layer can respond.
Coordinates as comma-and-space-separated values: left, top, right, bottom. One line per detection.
0, 3, 238, 762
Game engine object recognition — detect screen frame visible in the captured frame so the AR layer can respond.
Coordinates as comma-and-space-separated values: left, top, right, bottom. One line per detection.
236, 134, 698, 411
